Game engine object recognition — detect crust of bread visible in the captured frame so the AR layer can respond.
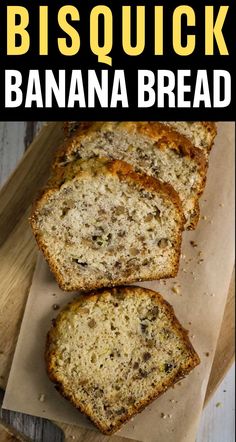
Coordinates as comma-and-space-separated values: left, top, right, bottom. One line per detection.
50, 157, 184, 212
53, 122, 208, 230
186, 201, 200, 230
45, 286, 200, 435
201, 122, 217, 151
56, 121, 207, 170
159, 121, 217, 154
30, 158, 184, 291
63, 121, 217, 153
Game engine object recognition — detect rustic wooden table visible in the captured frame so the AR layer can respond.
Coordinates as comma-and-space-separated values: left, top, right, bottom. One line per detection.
0, 122, 234, 442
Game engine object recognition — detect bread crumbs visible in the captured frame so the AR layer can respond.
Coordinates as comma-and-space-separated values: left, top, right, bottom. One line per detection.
172, 286, 180, 294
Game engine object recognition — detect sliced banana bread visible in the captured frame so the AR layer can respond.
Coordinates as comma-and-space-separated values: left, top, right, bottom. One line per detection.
54, 122, 207, 229
63, 121, 217, 155
161, 121, 217, 155
46, 286, 200, 435
30, 158, 184, 291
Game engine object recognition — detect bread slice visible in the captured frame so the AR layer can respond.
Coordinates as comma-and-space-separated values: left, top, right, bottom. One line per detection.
161, 121, 217, 155
54, 122, 207, 229
30, 158, 184, 291
46, 286, 200, 435
63, 121, 217, 155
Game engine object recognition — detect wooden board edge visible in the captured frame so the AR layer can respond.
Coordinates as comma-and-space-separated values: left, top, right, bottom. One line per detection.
0, 122, 64, 246
0, 419, 31, 442
204, 268, 235, 405
0, 121, 234, 440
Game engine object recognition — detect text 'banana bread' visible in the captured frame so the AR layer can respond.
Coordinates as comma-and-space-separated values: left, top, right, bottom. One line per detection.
46, 286, 200, 435
55, 121, 207, 229
30, 158, 184, 291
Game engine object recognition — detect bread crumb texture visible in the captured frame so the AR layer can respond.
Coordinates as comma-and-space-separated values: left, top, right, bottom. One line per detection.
162, 122, 217, 154
56, 122, 209, 229
31, 158, 184, 291
46, 286, 200, 434
64, 121, 217, 155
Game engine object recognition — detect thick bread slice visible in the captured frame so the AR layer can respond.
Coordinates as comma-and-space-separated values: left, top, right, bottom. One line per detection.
161, 121, 217, 155
63, 121, 217, 155
54, 121, 207, 229
30, 158, 184, 291
46, 286, 200, 435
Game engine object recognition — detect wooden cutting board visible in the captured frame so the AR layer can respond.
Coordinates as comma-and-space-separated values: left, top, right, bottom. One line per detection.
0, 421, 31, 442
0, 123, 234, 442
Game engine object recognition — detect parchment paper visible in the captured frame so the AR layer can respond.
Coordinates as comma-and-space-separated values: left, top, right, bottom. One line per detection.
3, 123, 235, 442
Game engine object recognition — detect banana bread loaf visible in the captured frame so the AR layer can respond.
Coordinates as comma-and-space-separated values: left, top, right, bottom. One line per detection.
54, 122, 207, 229
63, 121, 217, 155
30, 158, 184, 291
46, 286, 200, 435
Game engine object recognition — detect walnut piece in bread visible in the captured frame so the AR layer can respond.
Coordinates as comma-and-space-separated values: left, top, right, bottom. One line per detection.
30, 158, 184, 291
46, 286, 200, 435
55, 122, 208, 229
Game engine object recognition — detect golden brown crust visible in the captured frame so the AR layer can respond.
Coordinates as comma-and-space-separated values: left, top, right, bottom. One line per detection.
53, 121, 208, 230
186, 201, 200, 230
63, 120, 217, 152
158, 121, 217, 154
56, 121, 207, 170
201, 122, 217, 151
30, 158, 184, 291
45, 286, 200, 435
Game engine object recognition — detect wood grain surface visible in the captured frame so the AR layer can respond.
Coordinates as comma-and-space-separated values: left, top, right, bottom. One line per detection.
0, 421, 29, 442
0, 122, 234, 442
204, 269, 235, 405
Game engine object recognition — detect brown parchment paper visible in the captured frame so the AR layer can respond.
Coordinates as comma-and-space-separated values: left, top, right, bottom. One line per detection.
3, 123, 235, 442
